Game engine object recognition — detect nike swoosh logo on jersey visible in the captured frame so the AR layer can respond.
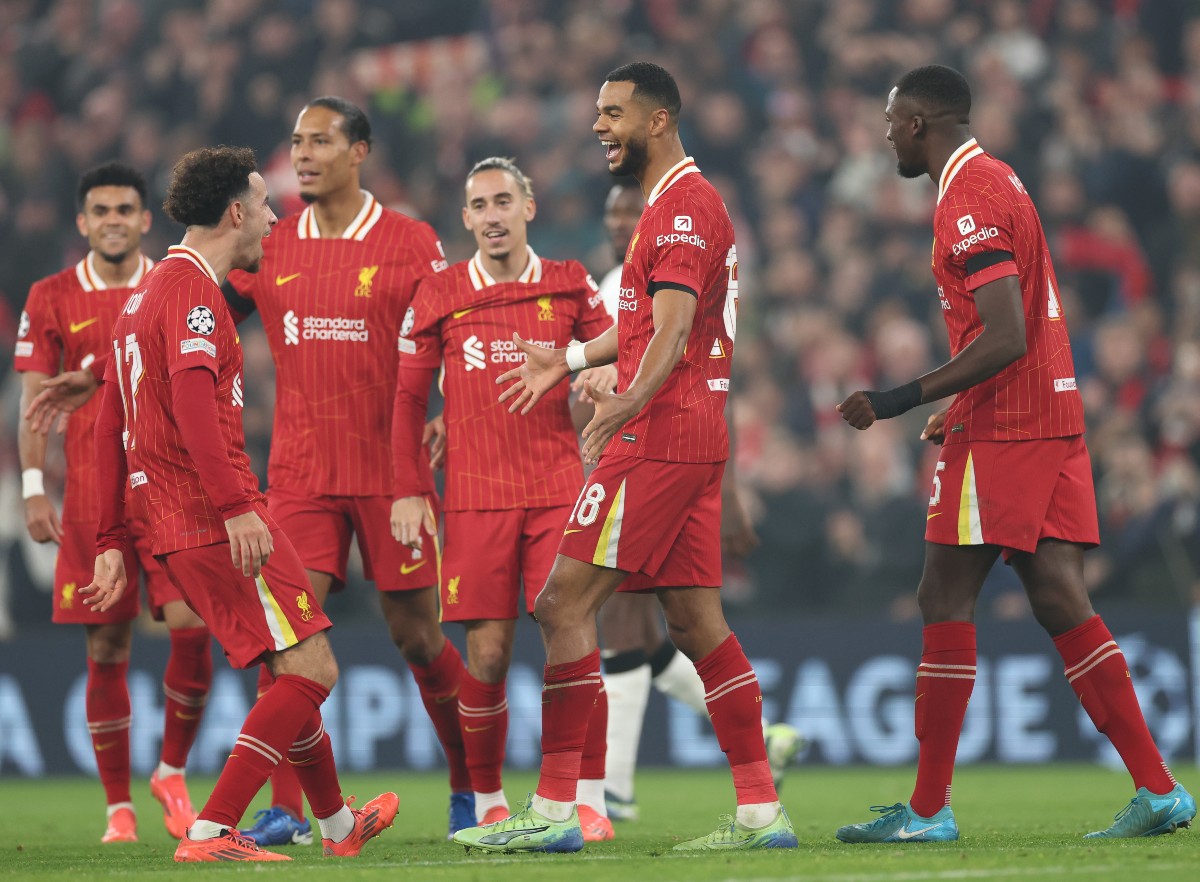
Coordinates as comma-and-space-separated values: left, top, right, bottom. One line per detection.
927, 512, 943, 521
276, 272, 302, 286
69, 317, 100, 333
452, 307, 478, 319
896, 824, 942, 839
400, 561, 426, 574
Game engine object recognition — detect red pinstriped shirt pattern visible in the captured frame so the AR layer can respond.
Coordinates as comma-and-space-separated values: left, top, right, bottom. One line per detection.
401, 251, 611, 511
14, 253, 153, 523
228, 193, 446, 497
107, 247, 268, 556
933, 140, 1086, 443
609, 158, 736, 463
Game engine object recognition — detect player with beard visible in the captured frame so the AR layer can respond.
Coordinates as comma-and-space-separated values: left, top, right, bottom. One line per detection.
86, 145, 398, 862
452, 62, 797, 854
835, 64, 1194, 842
16, 162, 213, 844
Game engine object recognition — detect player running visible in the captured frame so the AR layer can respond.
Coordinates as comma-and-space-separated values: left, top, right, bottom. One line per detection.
15, 162, 212, 844
222, 97, 471, 843
835, 64, 1194, 842
392, 157, 613, 839
85, 145, 397, 862
589, 182, 798, 822
452, 62, 797, 854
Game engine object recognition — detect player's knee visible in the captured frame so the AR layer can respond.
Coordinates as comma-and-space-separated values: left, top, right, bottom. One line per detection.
392, 625, 440, 666
86, 626, 132, 664
915, 580, 966, 624
468, 644, 511, 682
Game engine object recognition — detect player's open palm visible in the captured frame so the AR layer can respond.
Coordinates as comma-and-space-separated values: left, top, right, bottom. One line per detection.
837, 391, 877, 430
581, 381, 640, 465
225, 511, 274, 578
24, 495, 64, 544
391, 496, 435, 549
26, 369, 98, 435
496, 334, 569, 414
81, 549, 128, 613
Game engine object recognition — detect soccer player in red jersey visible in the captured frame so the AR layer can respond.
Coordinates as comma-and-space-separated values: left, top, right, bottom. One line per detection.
84, 146, 397, 862
15, 162, 212, 844
392, 157, 614, 839
221, 97, 470, 843
835, 65, 1194, 842
452, 62, 797, 853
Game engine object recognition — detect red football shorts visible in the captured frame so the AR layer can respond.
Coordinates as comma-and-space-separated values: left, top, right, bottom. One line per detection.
268, 487, 440, 592
439, 506, 571, 621
558, 455, 724, 592
159, 528, 331, 669
925, 435, 1100, 556
51, 518, 183, 625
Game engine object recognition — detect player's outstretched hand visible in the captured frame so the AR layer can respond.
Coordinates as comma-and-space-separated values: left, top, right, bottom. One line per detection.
836, 391, 877, 430
580, 381, 640, 465
24, 494, 64, 544
920, 407, 949, 443
572, 364, 619, 404
25, 369, 99, 435
225, 511, 273, 578
496, 334, 569, 414
80, 549, 128, 613
391, 496, 435, 549
423, 415, 447, 470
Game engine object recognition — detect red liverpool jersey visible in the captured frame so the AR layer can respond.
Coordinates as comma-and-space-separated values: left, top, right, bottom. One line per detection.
227, 191, 446, 496
108, 246, 267, 555
14, 252, 154, 523
933, 139, 1086, 443
609, 157, 736, 463
401, 248, 611, 510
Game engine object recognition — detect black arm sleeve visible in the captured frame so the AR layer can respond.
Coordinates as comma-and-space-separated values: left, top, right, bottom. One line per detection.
964, 250, 1015, 276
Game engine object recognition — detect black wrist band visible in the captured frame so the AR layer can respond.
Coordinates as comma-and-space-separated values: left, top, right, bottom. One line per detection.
864, 380, 923, 420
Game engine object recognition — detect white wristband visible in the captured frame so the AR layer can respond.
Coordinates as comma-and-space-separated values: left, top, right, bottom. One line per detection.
565, 342, 591, 372
22, 468, 45, 500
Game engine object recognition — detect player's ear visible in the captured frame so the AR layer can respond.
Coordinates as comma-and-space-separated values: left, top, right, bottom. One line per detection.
349, 140, 369, 166
461, 205, 471, 231
649, 107, 670, 137
75, 212, 88, 239
140, 209, 152, 235
524, 195, 536, 223
912, 114, 927, 138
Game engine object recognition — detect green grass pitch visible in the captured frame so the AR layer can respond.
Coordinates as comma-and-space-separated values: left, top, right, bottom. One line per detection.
4, 765, 1196, 881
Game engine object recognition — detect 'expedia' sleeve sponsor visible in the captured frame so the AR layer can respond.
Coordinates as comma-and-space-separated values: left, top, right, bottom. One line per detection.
645, 205, 720, 299
940, 185, 1018, 293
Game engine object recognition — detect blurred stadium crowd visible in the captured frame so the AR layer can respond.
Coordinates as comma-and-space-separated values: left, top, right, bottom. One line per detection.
1, 0, 1199, 637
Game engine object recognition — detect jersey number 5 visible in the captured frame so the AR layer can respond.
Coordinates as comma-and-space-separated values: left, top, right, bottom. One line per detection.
112, 333, 144, 450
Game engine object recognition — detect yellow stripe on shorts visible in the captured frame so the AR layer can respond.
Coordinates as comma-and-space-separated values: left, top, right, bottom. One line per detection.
957, 451, 984, 545
256, 573, 299, 650
592, 479, 627, 568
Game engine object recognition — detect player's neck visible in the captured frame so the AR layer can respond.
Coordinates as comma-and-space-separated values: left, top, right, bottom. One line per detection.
926, 128, 975, 188
91, 250, 145, 287
312, 186, 366, 239
177, 231, 234, 285
636, 140, 688, 201
480, 244, 529, 283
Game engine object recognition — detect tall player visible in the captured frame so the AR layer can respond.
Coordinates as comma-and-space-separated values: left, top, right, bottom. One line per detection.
222, 96, 471, 843
15, 162, 212, 844
392, 157, 614, 840
835, 65, 1194, 842
452, 62, 797, 853
589, 182, 798, 822
85, 145, 398, 862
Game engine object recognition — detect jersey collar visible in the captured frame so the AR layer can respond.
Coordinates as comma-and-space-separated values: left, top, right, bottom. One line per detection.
297, 190, 382, 240
938, 138, 985, 204
163, 245, 219, 285
468, 245, 542, 290
646, 156, 699, 207
75, 251, 154, 292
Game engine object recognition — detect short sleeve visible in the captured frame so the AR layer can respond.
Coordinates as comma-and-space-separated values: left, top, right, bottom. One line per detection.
162, 282, 221, 377
14, 281, 63, 373
647, 205, 722, 299
410, 222, 450, 281
941, 186, 1018, 292
398, 275, 444, 369
572, 265, 614, 341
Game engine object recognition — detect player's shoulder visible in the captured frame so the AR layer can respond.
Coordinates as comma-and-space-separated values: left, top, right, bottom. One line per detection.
28, 264, 83, 302
649, 171, 729, 228
946, 152, 1024, 204
542, 258, 598, 295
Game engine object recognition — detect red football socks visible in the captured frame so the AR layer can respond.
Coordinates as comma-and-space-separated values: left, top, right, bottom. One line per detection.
910, 622, 976, 818
695, 634, 776, 806
241, 666, 307, 821
86, 658, 132, 805
408, 640, 471, 792
287, 711, 343, 820
536, 650, 602, 803
458, 672, 508, 793
579, 684, 608, 782
160, 627, 212, 768
1054, 615, 1176, 794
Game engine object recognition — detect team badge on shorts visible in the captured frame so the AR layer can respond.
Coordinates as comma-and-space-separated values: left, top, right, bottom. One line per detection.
296, 593, 314, 622
187, 305, 216, 335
